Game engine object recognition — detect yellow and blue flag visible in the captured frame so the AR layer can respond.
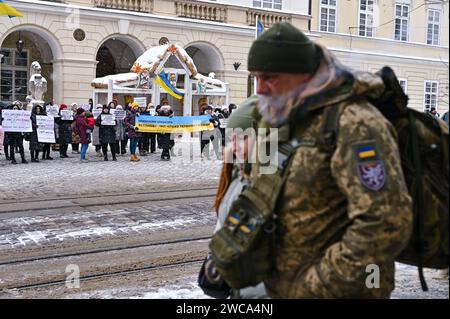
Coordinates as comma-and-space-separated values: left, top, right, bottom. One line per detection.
357, 145, 377, 160
135, 114, 213, 133
154, 71, 184, 100
0, 0, 23, 18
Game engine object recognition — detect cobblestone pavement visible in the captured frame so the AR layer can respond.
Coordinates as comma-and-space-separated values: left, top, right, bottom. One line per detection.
0, 201, 215, 250
0, 138, 222, 201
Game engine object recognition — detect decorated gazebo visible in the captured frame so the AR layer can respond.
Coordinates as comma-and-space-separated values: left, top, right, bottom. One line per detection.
91, 43, 229, 116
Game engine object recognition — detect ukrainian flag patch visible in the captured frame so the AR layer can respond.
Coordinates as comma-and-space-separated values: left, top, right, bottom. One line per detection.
357, 145, 377, 160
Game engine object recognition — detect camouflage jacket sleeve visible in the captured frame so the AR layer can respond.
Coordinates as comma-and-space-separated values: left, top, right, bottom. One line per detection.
302, 102, 413, 298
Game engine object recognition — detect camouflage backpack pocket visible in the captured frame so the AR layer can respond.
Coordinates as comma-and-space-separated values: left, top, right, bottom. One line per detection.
209, 189, 277, 289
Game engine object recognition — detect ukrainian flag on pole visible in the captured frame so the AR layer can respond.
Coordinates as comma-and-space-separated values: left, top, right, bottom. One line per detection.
154, 71, 184, 100
0, 0, 23, 17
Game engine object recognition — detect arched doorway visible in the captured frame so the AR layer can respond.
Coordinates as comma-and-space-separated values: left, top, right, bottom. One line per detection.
185, 42, 224, 76
95, 36, 145, 78
185, 42, 225, 114
0, 27, 61, 106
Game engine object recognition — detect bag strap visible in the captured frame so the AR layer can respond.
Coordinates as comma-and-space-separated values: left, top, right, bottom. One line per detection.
245, 137, 299, 219
409, 110, 428, 291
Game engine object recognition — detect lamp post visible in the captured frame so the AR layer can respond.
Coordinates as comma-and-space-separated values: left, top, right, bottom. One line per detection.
16, 32, 24, 54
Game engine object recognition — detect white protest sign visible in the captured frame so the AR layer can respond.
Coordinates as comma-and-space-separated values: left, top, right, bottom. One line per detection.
101, 114, 115, 126
80, 104, 91, 111
60, 110, 74, 120
92, 109, 102, 119
114, 110, 126, 120
1, 110, 32, 132
36, 115, 56, 143
46, 105, 59, 117
134, 97, 147, 108
219, 118, 227, 128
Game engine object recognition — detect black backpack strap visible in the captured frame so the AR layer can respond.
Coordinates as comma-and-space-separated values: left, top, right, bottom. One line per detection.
409, 110, 428, 291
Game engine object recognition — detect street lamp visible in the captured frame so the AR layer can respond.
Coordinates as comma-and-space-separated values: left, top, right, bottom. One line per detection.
16, 32, 24, 54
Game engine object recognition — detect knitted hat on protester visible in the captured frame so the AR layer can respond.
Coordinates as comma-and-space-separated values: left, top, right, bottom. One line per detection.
248, 22, 320, 74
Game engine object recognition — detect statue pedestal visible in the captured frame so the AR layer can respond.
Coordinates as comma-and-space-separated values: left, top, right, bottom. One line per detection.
26, 100, 45, 111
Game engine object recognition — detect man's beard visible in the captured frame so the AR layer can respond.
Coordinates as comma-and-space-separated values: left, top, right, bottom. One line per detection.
257, 83, 308, 128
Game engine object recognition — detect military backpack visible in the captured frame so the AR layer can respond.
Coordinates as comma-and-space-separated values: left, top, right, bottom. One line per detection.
323, 66, 449, 291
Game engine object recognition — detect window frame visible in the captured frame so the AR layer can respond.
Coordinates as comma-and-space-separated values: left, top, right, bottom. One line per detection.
426, 9, 440, 45
320, 0, 338, 33
0, 48, 29, 104
424, 80, 439, 112
358, 0, 375, 37
394, 3, 410, 42
253, 0, 282, 11
398, 78, 407, 94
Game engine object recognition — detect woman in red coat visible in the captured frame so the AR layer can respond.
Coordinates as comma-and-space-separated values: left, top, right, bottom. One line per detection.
74, 108, 93, 162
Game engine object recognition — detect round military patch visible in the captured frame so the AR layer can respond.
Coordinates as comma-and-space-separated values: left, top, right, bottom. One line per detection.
358, 160, 386, 191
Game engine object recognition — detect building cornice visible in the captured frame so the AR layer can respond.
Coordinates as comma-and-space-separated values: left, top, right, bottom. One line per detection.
330, 47, 449, 64
311, 30, 449, 50
8, 0, 256, 37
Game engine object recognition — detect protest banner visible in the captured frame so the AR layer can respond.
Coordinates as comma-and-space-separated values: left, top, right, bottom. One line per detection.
114, 110, 126, 120
1, 110, 32, 132
60, 110, 74, 120
46, 105, 59, 117
36, 115, 56, 143
134, 97, 147, 108
101, 114, 115, 125
135, 115, 213, 133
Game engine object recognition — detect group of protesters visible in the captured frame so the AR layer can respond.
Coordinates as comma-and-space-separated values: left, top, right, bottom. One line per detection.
0, 99, 235, 164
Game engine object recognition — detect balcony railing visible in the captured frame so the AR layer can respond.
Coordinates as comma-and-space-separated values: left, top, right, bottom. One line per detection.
93, 0, 153, 13
246, 9, 291, 28
175, 0, 227, 23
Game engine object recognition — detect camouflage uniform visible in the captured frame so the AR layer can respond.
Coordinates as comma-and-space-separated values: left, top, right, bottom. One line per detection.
256, 46, 413, 298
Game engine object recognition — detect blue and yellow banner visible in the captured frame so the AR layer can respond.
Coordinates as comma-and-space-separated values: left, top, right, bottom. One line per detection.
136, 115, 213, 133
0, 0, 23, 17
155, 72, 184, 100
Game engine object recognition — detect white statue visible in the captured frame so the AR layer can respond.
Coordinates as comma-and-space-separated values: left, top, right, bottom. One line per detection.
29, 61, 47, 103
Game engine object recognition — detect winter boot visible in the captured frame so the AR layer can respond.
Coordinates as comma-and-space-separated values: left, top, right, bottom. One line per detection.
161, 149, 170, 161
31, 151, 37, 162
112, 153, 117, 161
21, 152, 28, 164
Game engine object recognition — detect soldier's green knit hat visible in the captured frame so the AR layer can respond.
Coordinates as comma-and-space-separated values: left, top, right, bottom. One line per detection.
226, 95, 258, 130
248, 22, 319, 74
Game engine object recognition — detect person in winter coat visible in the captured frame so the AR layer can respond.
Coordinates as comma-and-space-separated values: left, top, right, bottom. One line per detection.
55, 104, 74, 158
147, 104, 157, 153
29, 104, 45, 162
74, 108, 93, 162
95, 105, 117, 161
70, 103, 80, 154
92, 104, 103, 157
124, 102, 141, 162
205, 95, 267, 299
5, 101, 28, 164
114, 105, 127, 155
158, 105, 174, 161
201, 105, 221, 160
